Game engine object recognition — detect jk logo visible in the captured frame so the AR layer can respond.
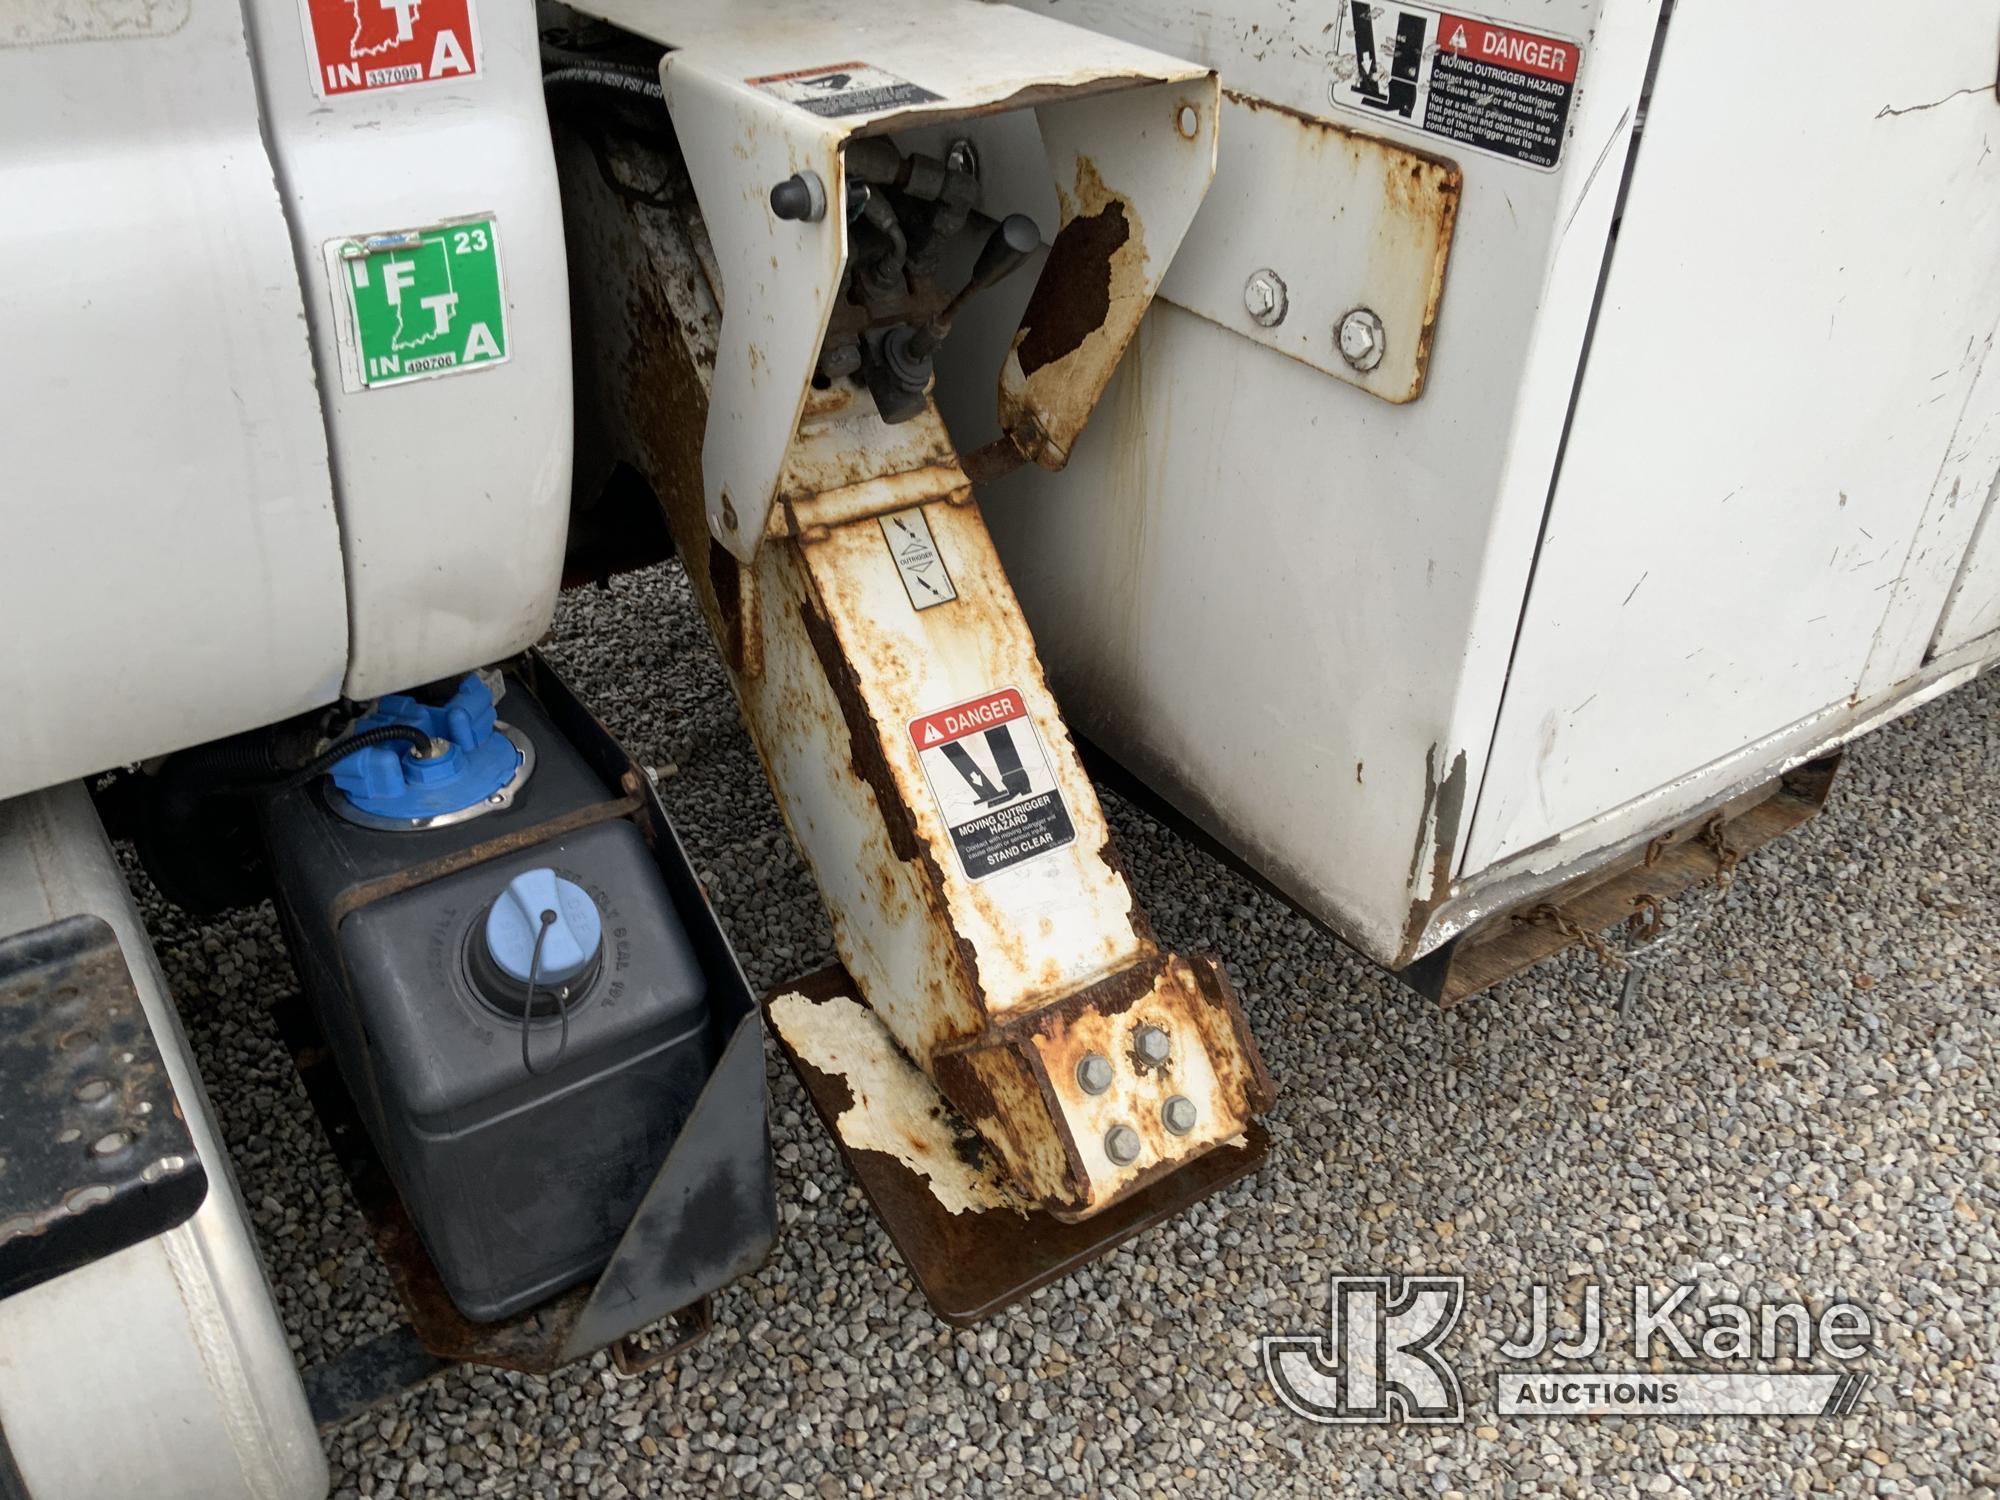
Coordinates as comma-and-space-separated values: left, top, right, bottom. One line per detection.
1263, 1275, 1464, 1424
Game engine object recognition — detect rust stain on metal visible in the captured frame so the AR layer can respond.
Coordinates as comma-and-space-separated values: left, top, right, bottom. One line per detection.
958, 433, 1030, 487
1022, 953, 1273, 1217
1094, 835, 1159, 948
1001, 154, 1152, 467
773, 395, 959, 516
1425, 756, 1845, 1006
932, 1042, 1087, 1206
764, 964, 1268, 1325
706, 540, 750, 674
329, 798, 643, 925
798, 598, 925, 865
1016, 195, 1130, 376
923, 948, 1275, 1217
1210, 89, 1461, 402
800, 501, 1136, 1010
784, 464, 971, 536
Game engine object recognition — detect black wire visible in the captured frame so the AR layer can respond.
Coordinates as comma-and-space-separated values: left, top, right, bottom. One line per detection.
223, 724, 433, 791
519, 909, 569, 1077
287, 724, 433, 781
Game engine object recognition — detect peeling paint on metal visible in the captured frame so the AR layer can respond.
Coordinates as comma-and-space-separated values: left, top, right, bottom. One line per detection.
1000, 154, 1153, 469
768, 991, 1019, 1216
1397, 744, 1470, 965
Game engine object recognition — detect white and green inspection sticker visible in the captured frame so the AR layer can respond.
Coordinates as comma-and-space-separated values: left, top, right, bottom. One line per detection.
327, 217, 508, 391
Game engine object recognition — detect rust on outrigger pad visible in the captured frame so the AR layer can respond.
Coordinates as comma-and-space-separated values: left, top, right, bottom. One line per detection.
766, 967, 1268, 1325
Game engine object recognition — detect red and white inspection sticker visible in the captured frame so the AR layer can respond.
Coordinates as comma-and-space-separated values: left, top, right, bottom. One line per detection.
299, 0, 480, 98
1330, 4, 1581, 169
910, 689, 1075, 881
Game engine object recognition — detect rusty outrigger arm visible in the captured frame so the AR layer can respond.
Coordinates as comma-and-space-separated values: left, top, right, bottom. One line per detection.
560, 110, 1270, 1219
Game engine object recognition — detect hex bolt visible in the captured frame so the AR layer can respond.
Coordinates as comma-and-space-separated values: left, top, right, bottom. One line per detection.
1075, 1053, 1114, 1095
1338, 308, 1386, 372
1243, 269, 1288, 327
945, 137, 980, 179
1133, 1024, 1171, 1066
1104, 1124, 1142, 1165
1162, 1095, 1199, 1135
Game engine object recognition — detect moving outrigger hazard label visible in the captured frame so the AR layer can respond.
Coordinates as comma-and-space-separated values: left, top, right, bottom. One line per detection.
747, 61, 942, 118
1330, 3, 1580, 169
910, 689, 1075, 881
328, 218, 508, 390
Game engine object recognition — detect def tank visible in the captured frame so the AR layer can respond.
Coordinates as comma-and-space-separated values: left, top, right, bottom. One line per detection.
261, 673, 714, 1321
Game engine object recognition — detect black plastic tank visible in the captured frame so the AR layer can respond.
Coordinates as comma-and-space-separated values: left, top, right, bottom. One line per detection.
260, 671, 720, 1322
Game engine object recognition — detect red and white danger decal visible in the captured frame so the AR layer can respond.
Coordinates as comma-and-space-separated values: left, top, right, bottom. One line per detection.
299, 0, 480, 98
1330, 3, 1581, 169
910, 689, 1075, 881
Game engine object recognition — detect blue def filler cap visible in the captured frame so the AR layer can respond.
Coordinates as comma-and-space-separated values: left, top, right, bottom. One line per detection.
484, 867, 603, 987
327, 673, 528, 827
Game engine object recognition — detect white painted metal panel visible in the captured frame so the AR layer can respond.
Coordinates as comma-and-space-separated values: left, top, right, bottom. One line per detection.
0, 0, 348, 800
0, 786, 324, 1500
1467, 0, 2000, 869
243, 0, 573, 699
946, 0, 1663, 964
1155, 91, 1460, 402
1855, 324, 2000, 697
1933, 472, 2000, 655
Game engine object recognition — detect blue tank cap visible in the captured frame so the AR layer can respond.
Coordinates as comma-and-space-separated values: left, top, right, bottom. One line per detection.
484, 867, 603, 986
328, 673, 523, 821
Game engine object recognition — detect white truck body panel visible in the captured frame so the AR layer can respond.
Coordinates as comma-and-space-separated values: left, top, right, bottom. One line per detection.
959, 0, 1667, 964
1469, 0, 2000, 868
951, 0, 2000, 966
1932, 452, 2000, 659
242, 0, 573, 699
0, 0, 349, 802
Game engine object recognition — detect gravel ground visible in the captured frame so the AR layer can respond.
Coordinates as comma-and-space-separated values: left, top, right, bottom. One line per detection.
132, 559, 1997, 1499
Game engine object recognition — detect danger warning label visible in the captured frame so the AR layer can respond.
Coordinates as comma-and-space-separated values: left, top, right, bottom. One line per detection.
298, 0, 479, 97
1330, 3, 1580, 169
746, 61, 941, 119
910, 689, 1075, 881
